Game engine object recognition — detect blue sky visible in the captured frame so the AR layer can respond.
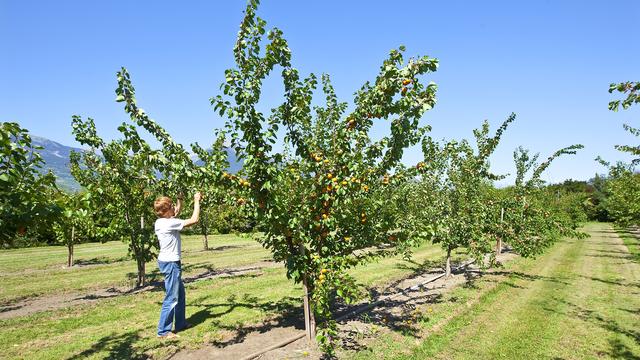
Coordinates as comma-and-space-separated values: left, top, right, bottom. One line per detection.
1, 0, 639, 185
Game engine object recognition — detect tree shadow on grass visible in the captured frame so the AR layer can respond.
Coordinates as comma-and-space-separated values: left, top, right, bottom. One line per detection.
334, 262, 478, 352
138, 262, 221, 285
591, 229, 619, 235
184, 244, 251, 254
74, 256, 129, 267
489, 271, 572, 286
608, 338, 640, 360
186, 266, 264, 285
66, 330, 173, 360
589, 249, 633, 255
578, 275, 640, 289
461, 269, 484, 290
124, 262, 267, 288
77, 266, 263, 301
619, 307, 640, 315
186, 293, 304, 347
551, 298, 640, 347
0, 304, 23, 313
584, 253, 634, 260
395, 258, 445, 273
337, 292, 447, 352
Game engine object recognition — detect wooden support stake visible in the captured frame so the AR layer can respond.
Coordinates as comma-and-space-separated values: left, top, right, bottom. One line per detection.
68, 225, 75, 267
496, 207, 504, 256
299, 244, 316, 342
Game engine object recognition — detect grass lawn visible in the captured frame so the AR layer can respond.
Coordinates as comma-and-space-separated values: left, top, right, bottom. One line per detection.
6, 224, 634, 359
348, 222, 640, 359
0, 234, 448, 359
0, 233, 270, 305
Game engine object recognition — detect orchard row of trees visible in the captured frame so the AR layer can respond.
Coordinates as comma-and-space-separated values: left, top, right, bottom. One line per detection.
0, 117, 253, 272
1, 0, 634, 354
164, 0, 590, 351
596, 81, 640, 228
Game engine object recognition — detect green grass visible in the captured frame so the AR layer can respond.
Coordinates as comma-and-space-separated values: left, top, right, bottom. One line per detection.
0, 235, 447, 359
615, 227, 640, 263
6, 224, 636, 359
348, 222, 640, 359
0, 233, 270, 304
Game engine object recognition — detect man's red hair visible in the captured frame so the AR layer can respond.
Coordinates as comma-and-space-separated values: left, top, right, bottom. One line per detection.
154, 196, 173, 217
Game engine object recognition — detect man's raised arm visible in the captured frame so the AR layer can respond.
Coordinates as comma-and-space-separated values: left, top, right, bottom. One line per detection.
182, 192, 202, 228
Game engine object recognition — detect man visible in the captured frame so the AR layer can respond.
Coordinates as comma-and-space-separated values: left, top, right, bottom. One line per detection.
153, 192, 201, 338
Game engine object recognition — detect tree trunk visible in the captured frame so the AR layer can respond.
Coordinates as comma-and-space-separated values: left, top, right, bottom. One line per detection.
202, 219, 209, 251
299, 244, 316, 342
68, 226, 75, 267
302, 274, 317, 342
445, 247, 452, 278
496, 207, 504, 257
201, 216, 210, 251
136, 215, 146, 287
136, 259, 146, 288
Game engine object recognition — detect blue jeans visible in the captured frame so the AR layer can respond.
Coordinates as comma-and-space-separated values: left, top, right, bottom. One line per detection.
157, 261, 186, 336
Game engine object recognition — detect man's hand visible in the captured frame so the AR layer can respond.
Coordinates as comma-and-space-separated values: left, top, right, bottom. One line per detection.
194, 192, 202, 202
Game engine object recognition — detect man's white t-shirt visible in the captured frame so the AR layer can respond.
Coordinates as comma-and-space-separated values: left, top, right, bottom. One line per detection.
155, 217, 185, 262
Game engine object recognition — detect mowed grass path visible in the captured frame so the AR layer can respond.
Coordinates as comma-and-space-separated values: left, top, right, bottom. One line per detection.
352, 222, 640, 359
0, 234, 447, 359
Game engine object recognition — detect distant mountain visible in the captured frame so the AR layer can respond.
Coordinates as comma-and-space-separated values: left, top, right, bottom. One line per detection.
191, 147, 243, 174
31, 136, 243, 192
32, 136, 84, 191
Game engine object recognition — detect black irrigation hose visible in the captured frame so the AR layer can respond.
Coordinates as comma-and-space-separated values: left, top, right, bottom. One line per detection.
240, 259, 475, 360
